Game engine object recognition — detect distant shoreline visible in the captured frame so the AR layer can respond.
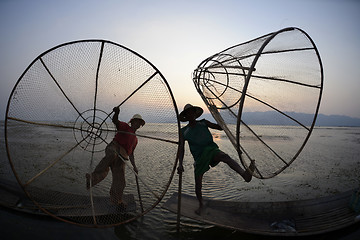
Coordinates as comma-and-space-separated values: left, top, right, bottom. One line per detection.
202, 111, 360, 127
2, 111, 360, 127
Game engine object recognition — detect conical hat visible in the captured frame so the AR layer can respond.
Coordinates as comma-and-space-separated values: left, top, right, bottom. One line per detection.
179, 104, 203, 122
130, 114, 145, 126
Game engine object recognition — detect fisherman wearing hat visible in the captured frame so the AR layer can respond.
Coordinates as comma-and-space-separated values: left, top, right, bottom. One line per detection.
86, 106, 145, 207
177, 104, 255, 215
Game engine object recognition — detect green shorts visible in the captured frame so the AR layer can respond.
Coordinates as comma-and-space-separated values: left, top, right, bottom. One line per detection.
194, 145, 221, 177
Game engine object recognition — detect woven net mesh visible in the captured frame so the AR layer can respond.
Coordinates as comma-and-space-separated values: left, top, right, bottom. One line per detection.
193, 27, 323, 179
5, 40, 180, 227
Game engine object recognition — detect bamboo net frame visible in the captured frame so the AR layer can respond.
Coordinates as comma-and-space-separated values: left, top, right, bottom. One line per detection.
193, 27, 323, 179
5, 40, 181, 227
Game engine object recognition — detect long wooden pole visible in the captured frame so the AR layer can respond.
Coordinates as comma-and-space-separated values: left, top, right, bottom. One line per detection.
176, 135, 185, 233
135, 176, 144, 213
116, 152, 160, 200
176, 170, 182, 233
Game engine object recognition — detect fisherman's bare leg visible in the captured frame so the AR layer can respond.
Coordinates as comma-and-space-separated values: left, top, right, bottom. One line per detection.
110, 159, 126, 205
86, 142, 116, 189
195, 174, 204, 215
213, 151, 255, 182
86, 157, 111, 189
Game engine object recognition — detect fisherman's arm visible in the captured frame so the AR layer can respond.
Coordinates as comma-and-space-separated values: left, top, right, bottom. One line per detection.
177, 133, 185, 174
112, 106, 120, 125
205, 120, 222, 130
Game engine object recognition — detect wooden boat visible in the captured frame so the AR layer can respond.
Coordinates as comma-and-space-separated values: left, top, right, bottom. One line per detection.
1, 178, 359, 234
0, 179, 135, 217
163, 190, 359, 236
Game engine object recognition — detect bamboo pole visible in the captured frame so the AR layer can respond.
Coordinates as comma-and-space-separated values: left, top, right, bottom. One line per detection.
176, 170, 182, 233
135, 176, 144, 213
176, 141, 184, 233
116, 152, 160, 200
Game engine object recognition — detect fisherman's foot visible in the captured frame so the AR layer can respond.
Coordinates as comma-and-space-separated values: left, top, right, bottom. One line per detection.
195, 204, 203, 215
111, 198, 127, 206
111, 200, 127, 211
243, 160, 256, 182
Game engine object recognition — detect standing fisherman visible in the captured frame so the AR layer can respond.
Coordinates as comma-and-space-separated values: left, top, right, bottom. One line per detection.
86, 106, 145, 208
177, 104, 255, 215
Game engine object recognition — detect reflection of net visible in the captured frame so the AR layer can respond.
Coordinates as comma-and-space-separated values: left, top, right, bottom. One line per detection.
5, 40, 180, 227
193, 27, 323, 179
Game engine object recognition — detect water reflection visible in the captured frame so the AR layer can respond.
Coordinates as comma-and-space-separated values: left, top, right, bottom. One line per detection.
1, 124, 360, 239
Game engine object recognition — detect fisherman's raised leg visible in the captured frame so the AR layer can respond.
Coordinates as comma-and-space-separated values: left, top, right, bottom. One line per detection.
86, 142, 117, 189
213, 151, 255, 182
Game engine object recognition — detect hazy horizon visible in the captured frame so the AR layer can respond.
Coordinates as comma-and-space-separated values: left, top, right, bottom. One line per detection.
1, 0, 360, 121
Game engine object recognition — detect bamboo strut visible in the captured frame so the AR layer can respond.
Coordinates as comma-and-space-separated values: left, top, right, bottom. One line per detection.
202, 65, 255, 71
88, 127, 100, 225
7, 117, 79, 131
24, 139, 85, 187
89, 180, 97, 225
199, 78, 311, 131
202, 81, 289, 166
208, 46, 314, 68
40, 58, 92, 127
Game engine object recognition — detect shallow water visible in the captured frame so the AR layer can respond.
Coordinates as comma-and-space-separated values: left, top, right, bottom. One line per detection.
1, 121, 360, 239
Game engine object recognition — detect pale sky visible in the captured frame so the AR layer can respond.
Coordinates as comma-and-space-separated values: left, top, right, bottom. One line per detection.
1, 0, 359, 120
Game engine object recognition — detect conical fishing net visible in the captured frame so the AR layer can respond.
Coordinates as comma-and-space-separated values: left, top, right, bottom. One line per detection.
5, 40, 180, 227
193, 27, 323, 179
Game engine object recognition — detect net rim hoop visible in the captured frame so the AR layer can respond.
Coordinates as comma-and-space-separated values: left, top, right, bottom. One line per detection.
234, 27, 324, 178
4, 39, 182, 227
